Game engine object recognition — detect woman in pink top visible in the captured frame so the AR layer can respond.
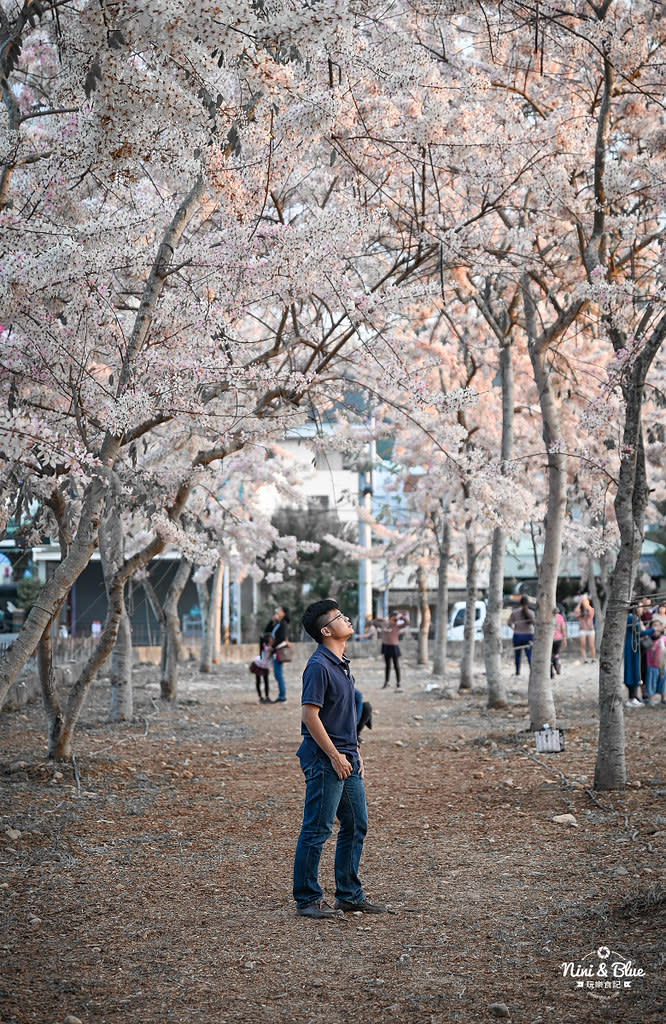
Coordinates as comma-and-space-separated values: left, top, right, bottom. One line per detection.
574, 597, 595, 662
551, 607, 567, 678
645, 617, 666, 704
373, 611, 409, 689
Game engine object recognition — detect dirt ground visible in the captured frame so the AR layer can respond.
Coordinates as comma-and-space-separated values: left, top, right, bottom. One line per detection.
1, 646, 664, 1024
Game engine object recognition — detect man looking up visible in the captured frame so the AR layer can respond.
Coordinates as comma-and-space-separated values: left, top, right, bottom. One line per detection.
293, 599, 387, 919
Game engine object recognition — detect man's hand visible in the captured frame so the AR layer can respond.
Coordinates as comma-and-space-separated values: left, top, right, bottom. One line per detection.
302, 703, 353, 780
358, 752, 365, 779
329, 749, 352, 780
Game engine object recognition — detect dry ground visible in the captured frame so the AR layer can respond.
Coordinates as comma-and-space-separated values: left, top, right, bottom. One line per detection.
1, 647, 665, 1024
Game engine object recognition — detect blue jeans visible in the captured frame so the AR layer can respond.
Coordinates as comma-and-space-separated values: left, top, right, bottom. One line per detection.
273, 657, 286, 700
513, 633, 532, 673
293, 757, 368, 909
644, 665, 659, 698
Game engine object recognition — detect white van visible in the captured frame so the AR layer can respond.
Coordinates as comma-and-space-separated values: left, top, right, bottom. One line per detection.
447, 601, 487, 641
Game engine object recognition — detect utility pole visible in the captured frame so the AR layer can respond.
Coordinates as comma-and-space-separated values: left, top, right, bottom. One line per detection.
358, 433, 375, 631
222, 564, 230, 644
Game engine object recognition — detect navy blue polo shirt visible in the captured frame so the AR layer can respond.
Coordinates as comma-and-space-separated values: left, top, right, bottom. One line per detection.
297, 644, 358, 765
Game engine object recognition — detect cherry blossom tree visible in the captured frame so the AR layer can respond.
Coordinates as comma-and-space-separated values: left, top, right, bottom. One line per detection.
331, 3, 665, 783
0, 1, 414, 745
2, 2, 665, 787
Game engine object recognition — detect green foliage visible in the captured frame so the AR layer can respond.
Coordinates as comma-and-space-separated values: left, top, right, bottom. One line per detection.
16, 575, 42, 611
260, 506, 359, 633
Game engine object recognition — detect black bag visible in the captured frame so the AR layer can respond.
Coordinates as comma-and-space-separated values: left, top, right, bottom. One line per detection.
640, 634, 654, 650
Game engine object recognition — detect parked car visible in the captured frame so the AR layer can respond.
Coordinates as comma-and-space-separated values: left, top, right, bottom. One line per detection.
447, 601, 487, 641
447, 600, 516, 641
0, 584, 19, 633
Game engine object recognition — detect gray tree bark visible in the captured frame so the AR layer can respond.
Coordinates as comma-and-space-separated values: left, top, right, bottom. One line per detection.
198, 578, 213, 673
161, 558, 192, 700
459, 539, 478, 691
524, 277, 566, 731
485, 524, 508, 708
210, 561, 223, 664
38, 626, 69, 760
595, 317, 666, 788
99, 503, 133, 722
588, 551, 611, 659
431, 516, 450, 678
485, 336, 514, 707
109, 604, 133, 722
0, 477, 109, 711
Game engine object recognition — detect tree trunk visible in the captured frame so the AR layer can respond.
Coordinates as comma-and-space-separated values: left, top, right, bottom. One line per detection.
431, 518, 450, 678
417, 564, 430, 665
459, 539, 478, 691
37, 625, 70, 760
222, 565, 230, 645
524, 283, 563, 730
109, 601, 133, 722
161, 558, 192, 700
594, 322, 665, 788
198, 579, 213, 673
485, 525, 508, 708
210, 561, 223, 664
485, 334, 513, 708
587, 552, 610, 659
99, 503, 133, 721
0, 476, 108, 708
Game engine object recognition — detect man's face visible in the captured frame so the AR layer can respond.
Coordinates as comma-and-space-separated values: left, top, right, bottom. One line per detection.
321, 609, 354, 642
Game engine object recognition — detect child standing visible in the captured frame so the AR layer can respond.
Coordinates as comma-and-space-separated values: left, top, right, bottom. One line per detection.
250, 634, 273, 703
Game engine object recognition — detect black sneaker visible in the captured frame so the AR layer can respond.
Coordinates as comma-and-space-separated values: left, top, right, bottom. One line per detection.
334, 897, 388, 914
297, 899, 343, 920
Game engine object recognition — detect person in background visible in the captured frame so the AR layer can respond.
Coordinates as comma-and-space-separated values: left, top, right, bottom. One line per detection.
250, 631, 273, 703
574, 596, 596, 662
354, 687, 373, 739
644, 616, 666, 705
373, 610, 410, 689
507, 596, 535, 675
638, 596, 654, 687
356, 616, 378, 644
265, 605, 290, 703
624, 608, 651, 708
551, 607, 567, 678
